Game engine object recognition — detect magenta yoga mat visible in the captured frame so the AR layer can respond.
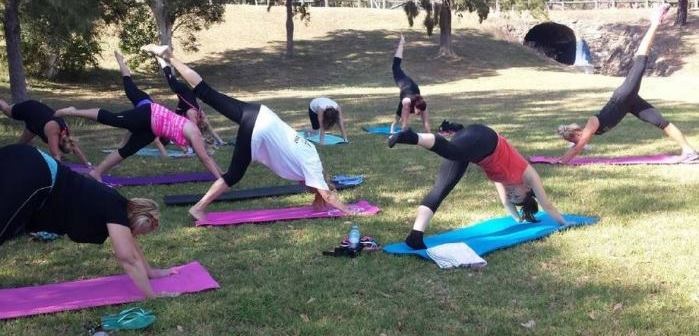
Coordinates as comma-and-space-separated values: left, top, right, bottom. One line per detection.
529, 154, 699, 166
196, 200, 381, 226
0, 261, 219, 320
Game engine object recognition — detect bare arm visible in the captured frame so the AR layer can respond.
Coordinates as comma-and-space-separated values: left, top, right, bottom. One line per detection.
494, 182, 522, 222
70, 139, 91, 167
400, 98, 412, 130
185, 123, 222, 178
522, 166, 568, 226
107, 223, 155, 298
18, 128, 35, 144
44, 122, 63, 161
560, 117, 598, 163
420, 109, 431, 133
338, 107, 348, 142
153, 137, 169, 158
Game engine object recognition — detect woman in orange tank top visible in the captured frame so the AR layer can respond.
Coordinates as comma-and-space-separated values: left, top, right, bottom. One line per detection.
389, 124, 569, 250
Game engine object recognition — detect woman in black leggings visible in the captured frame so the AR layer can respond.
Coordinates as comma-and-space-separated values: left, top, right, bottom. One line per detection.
154, 55, 226, 146
389, 125, 568, 249
391, 35, 430, 134
0, 144, 172, 298
0, 98, 90, 165
557, 5, 697, 163
142, 44, 353, 220
55, 52, 222, 182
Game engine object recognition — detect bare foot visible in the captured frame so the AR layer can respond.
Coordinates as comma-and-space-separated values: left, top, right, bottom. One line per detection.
651, 3, 671, 25
141, 44, 171, 58
114, 51, 131, 77
54, 106, 75, 117
188, 206, 206, 221
88, 169, 103, 182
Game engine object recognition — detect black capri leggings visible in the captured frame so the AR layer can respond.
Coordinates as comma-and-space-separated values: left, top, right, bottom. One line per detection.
308, 108, 320, 130
596, 56, 669, 134
123, 76, 152, 107
392, 57, 420, 117
97, 105, 155, 158
0, 145, 53, 245
163, 66, 200, 116
420, 124, 499, 212
193, 81, 259, 186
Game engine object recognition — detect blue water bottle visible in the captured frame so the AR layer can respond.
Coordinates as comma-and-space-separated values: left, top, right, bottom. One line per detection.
348, 223, 361, 251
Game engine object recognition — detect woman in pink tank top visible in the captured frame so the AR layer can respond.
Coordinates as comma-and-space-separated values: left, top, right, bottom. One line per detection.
53, 52, 222, 182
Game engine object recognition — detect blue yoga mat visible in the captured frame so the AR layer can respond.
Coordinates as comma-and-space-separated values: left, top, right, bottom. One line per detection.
296, 131, 347, 145
101, 147, 193, 158
331, 175, 363, 186
383, 213, 598, 259
362, 124, 400, 135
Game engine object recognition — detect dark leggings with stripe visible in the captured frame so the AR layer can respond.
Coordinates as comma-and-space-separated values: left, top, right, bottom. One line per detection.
193, 81, 259, 186
595, 56, 669, 135
392, 57, 420, 117
163, 66, 200, 117
420, 124, 498, 212
0, 145, 53, 245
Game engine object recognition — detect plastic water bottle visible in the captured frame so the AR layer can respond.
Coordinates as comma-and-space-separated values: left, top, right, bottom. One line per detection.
348, 222, 361, 251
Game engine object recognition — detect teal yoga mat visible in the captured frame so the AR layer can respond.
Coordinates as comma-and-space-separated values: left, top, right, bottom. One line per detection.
296, 131, 347, 145
383, 213, 598, 259
362, 124, 399, 135
101, 147, 193, 158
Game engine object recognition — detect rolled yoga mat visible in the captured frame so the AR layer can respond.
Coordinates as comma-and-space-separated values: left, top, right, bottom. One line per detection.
0, 261, 219, 320
196, 200, 380, 226
164, 175, 365, 206
529, 154, 699, 166
296, 131, 347, 145
383, 213, 598, 259
101, 147, 194, 158
63, 163, 215, 187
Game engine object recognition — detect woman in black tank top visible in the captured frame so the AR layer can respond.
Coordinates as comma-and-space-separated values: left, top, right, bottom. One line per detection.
0, 98, 91, 166
556, 5, 697, 164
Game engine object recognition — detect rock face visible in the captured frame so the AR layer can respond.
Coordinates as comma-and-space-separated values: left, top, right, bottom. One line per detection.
491, 9, 690, 77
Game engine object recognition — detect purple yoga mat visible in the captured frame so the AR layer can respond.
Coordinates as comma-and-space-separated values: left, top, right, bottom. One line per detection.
64, 163, 215, 187
196, 200, 381, 226
0, 261, 219, 320
529, 154, 699, 166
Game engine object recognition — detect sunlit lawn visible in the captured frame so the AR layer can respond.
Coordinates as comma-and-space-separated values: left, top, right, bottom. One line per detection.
0, 6, 698, 335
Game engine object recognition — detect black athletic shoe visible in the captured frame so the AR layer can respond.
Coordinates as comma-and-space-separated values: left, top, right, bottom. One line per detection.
405, 229, 427, 250
388, 128, 418, 148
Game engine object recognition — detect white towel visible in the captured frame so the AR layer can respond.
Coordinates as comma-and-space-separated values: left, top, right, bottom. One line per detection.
426, 243, 487, 269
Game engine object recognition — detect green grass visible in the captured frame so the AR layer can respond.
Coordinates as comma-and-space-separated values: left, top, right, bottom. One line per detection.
1, 6, 698, 335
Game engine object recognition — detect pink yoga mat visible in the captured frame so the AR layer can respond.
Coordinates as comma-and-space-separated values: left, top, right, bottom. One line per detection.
0, 261, 219, 320
196, 200, 381, 226
529, 154, 699, 166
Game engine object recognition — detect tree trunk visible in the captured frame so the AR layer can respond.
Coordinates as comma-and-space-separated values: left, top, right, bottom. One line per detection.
3, 0, 28, 103
676, 0, 688, 26
149, 0, 174, 47
438, 0, 455, 57
286, 0, 294, 57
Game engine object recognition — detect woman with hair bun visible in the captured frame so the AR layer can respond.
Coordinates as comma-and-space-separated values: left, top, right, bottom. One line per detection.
388, 125, 569, 250
556, 5, 697, 163
0, 144, 171, 298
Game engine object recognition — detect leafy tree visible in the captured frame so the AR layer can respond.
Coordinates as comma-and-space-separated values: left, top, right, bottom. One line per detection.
20, 0, 103, 78
404, 0, 546, 57
114, 0, 226, 67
